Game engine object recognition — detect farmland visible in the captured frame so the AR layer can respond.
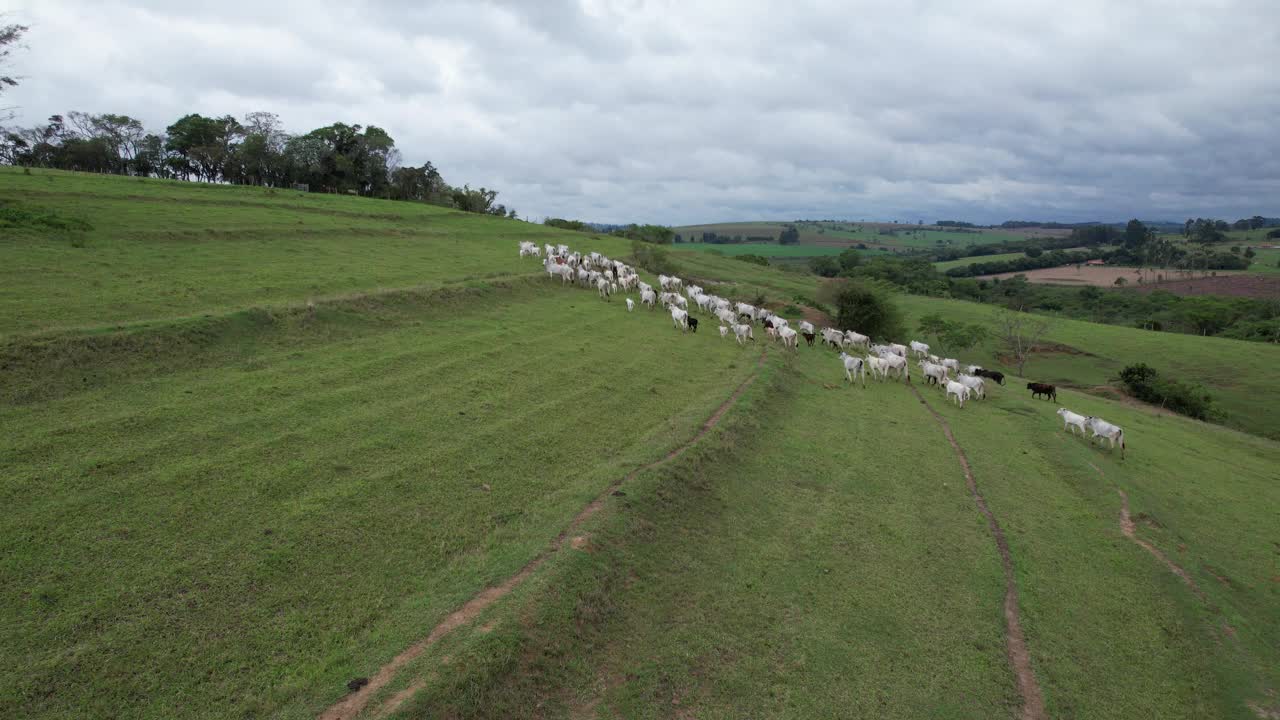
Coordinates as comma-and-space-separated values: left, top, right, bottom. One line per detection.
3, 169, 1279, 719
933, 251, 1028, 272
674, 220, 1066, 255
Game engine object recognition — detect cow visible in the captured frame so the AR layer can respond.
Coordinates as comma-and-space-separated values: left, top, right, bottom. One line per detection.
732, 323, 754, 345
1085, 416, 1126, 458
945, 380, 970, 408
839, 352, 867, 387
1056, 408, 1088, 435
976, 369, 1005, 386
626, 298, 635, 312
803, 331, 816, 347
1027, 382, 1057, 402
687, 316, 699, 333
919, 360, 948, 386
671, 307, 689, 331
956, 374, 986, 400
909, 340, 930, 358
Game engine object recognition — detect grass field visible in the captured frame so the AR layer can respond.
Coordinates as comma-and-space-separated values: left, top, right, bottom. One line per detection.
674, 220, 1057, 254
3, 169, 1279, 719
933, 251, 1028, 272
675, 242, 848, 257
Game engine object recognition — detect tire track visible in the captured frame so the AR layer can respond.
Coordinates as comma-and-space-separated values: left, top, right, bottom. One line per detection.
319, 348, 768, 720
909, 385, 1047, 720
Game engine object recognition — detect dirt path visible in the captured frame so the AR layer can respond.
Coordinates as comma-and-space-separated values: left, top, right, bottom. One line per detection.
909, 386, 1047, 720
319, 349, 769, 720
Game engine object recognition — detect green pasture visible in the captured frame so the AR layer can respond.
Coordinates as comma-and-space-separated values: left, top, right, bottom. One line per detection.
675, 242, 846, 257
933, 251, 1029, 271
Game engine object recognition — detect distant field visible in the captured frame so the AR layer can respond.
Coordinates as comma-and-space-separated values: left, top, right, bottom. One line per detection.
932, 251, 1028, 271
675, 242, 847, 257
977, 264, 1246, 286
675, 220, 1067, 253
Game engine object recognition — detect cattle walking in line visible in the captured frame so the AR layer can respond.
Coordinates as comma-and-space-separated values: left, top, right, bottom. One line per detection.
839, 352, 866, 387
1086, 416, 1126, 458
1057, 408, 1088, 435
976, 369, 1005, 386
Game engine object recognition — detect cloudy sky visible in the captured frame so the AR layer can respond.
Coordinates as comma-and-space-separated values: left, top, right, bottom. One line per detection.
4, 0, 1279, 225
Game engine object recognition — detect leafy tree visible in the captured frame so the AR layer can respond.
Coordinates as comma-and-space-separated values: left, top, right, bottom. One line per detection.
778, 225, 800, 244
809, 256, 840, 277
1025, 247, 1043, 258
833, 282, 903, 341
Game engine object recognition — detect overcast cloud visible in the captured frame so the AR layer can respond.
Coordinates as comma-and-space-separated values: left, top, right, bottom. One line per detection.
5, 0, 1279, 224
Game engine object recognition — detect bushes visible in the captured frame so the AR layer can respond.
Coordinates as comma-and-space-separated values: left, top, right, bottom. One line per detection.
734, 254, 770, 267
630, 240, 678, 276
1118, 363, 1219, 421
833, 282, 903, 341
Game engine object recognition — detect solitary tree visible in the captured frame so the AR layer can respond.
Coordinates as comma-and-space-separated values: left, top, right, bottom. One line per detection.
992, 310, 1052, 377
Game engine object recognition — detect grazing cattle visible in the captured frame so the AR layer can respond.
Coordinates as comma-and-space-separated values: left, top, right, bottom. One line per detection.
716, 308, 738, 326
803, 331, 816, 347
626, 298, 635, 312
778, 326, 798, 349
1056, 408, 1088, 435
976, 369, 1005, 386
732, 323, 754, 345
945, 380, 970, 408
736, 302, 757, 321
641, 288, 657, 309
865, 354, 889, 381
888, 343, 908, 358
821, 328, 845, 349
919, 360, 948, 386
687, 316, 699, 333
881, 354, 909, 382
597, 278, 611, 301
1085, 416, 1126, 457
909, 340, 930, 358
965, 365, 983, 375
799, 320, 815, 335
719, 325, 729, 339
670, 307, 689, 331
956, 374, 986, 399
1027, 382, 1057, 402
844, 331, 870, 350
941, 358, 960, 374
838, 352, 867, 387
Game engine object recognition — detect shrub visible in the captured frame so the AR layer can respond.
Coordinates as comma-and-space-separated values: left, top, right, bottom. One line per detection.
833, 282, 903, 341
630, 240, 678, 276
1118, 363, 1218, 421
734, 254, 770, 267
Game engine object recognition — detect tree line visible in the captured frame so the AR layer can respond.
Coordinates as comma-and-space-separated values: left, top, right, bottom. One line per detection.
0, 111, 516, 217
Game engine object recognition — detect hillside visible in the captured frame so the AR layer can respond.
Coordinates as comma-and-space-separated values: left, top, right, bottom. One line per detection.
2, 169, 1277, 719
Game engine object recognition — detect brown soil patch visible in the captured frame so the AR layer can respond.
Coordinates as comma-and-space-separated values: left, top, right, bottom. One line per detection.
1128, 274, 1280, 300
979, 265, 1246, 288
319, 350, 768, 720
909, 386, 1046, 720
374, 680, 425, 719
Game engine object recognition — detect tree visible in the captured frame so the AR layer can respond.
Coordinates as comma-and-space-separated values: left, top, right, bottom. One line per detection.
778, 225, 800, 244
1122, 219, 1155, 252
1025, 247, 1043, 258
833, 282, 903, 341
0, 22, 27, 120
992, 309, 1052, 377
809, 256, 840, 277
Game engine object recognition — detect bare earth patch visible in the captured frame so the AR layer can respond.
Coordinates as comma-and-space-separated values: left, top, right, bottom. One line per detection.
976, 265, 1276, 297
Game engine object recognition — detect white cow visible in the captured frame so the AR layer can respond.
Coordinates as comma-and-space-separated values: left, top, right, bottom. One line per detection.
670, 307, 689, 331
719, 325, 729, 339
798, 320, 815, 335
732, 323, 754, 345
735, 303, 757, 321
865, 354, 889, 381
716, 308, 738, 326
965, 365, 983, 375
909, 340, 930, 358
641, 288, 657, 309
945, 380, 970, 408
778, 326, 799, 349
844, 331, 870, 350
919, 360, 949, 386
1056, 408, 1088, 435
597, 278, 612, 300
839, 352, 866, 387
956, 374, 986, 399
888, 343, 908, 358
626, 297, 635, 312
942, 358, 961, 374
822, 328, 845, 349
881, 354, 909, 381
1086, 417, 1126, 457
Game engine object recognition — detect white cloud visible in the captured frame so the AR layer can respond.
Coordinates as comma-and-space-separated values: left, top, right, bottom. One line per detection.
5, 0, 1279, 223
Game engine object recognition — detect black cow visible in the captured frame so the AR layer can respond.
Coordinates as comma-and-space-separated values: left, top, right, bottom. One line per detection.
687, 316, 699, 333
976, 369, 1005, 386
1027, 382, 1057, 402
803, 331, 816, 347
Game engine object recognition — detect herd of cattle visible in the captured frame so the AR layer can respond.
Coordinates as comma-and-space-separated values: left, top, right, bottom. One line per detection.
521, 241, 1126, 457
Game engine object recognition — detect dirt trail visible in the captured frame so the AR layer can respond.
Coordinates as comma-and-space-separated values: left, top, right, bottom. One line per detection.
910, 386, 1047, 720
319, 349, 768, 720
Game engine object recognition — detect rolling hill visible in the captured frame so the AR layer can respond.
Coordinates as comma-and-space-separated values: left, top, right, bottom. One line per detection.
2, 168, 1277, 719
